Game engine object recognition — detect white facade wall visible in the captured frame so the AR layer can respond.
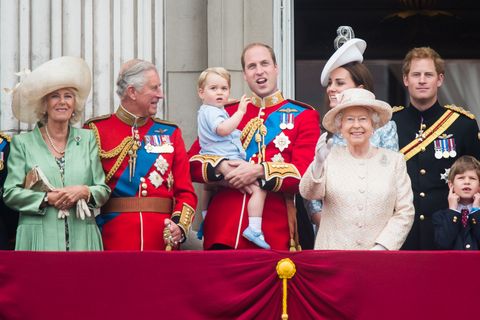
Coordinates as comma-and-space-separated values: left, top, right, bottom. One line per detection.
0, 0, 291, 147
0, 0, 165, 135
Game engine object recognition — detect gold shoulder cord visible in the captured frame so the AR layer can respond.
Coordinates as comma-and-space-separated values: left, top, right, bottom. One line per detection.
88, 122, 135, 182
241, 118, 263, 150
240, 117, 267, 162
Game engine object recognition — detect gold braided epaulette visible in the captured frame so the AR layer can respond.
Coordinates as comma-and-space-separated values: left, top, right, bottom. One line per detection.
152, 117, 178, 127
261, 162, 301, 181
189, 154, 225, 167
444, 104, 475, 119
286, 99, 315, 110
0, 132, 11, 142
88, 121, 134, 182
84, 114, 112, 125
392, 106, 404, 113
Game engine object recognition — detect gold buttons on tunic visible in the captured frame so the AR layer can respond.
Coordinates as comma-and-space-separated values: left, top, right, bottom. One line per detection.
466, 244, 471, 249
419, 192, 425, 197
141, 190, 148, 197
419, 215, 425, 221
420, 169, 426, 175
421, 147, 426, 152
141, 183, 148, 189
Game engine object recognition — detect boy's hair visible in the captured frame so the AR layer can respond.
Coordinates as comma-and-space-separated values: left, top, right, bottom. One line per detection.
402, 47, 445, 76
448, 155, 480, 182
197, 67, 231, 89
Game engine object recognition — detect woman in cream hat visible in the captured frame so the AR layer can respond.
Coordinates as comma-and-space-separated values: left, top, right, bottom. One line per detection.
3, 56, 110, 251
300, 88, 414, 250
304, 26, 400, 232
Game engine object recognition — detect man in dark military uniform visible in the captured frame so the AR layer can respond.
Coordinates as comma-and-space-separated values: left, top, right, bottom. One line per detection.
393, 47, 480, 250
0, 132, 18, 250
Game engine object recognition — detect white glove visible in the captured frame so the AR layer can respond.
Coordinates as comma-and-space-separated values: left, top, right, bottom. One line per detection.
57, 209, 69, 219
76, 199, 92, 220
312, 132, 333, 175
370, 244, 387, 250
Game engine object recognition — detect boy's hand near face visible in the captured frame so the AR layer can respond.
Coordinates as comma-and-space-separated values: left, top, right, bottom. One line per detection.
448, 185, 460, 210
473, 192, 480, 208
237, 94, 250, 114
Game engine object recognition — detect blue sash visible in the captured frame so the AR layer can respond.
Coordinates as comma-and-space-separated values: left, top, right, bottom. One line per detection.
0, 138, 7, 152
113, 122, 176, 197
97, 122, 176, 229
244, 102, 306, 160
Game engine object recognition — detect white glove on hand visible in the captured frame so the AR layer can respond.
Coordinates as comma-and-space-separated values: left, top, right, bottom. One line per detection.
76, 199, 92, 220
312, 132, 333, 176
370, 244, 387, 250
57, 209, 69, 219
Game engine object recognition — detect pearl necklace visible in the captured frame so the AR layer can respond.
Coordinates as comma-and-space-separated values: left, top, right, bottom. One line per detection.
45, 126, 66, 155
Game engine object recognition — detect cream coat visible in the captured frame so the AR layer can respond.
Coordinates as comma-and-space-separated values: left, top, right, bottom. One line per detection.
300, 146, 414, 250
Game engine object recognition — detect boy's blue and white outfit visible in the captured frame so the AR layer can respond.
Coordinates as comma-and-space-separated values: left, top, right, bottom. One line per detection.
198, 104, 245, 160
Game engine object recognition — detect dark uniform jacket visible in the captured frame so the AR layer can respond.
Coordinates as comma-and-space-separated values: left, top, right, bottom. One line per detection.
433, 209, 480, 250
393, 101, 480, 250
0, 133, 19, 250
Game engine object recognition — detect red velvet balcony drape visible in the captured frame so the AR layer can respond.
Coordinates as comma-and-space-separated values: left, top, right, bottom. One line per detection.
1, 250, 479, 319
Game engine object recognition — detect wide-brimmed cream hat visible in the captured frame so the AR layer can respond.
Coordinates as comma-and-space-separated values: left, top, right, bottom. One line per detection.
320, 38, 366, 87
322, 88, 392, 133
11, 56, 91, 124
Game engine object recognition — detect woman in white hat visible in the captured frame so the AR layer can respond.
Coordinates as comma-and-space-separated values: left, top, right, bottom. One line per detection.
320, 27, 398, 151
3, 56, 110, 251
300, 88, 414, 250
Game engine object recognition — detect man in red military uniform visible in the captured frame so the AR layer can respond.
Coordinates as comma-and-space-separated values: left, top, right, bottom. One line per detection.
189, 43, 320, 250
86, 59, 197, 250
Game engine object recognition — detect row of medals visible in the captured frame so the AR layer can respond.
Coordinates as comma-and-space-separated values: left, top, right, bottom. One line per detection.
417, 124, 456, 160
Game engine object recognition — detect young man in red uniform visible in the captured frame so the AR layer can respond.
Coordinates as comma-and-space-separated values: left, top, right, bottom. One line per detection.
85, 59, 197, 250
189, 43, 320, 250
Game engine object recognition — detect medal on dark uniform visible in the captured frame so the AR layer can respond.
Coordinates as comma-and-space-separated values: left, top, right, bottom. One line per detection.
434, 140, 442, 159
0, 152, 4, 170
448, 138, 457, 158
441, 139, 449, 158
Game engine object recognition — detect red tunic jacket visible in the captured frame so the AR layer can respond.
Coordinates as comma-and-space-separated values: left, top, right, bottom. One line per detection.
86, 107, 197, 250
189, 92, 320, 250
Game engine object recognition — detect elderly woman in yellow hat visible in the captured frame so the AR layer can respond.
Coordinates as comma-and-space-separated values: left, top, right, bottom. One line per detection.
300, 88, 414, 250
3, 56, 110, 251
